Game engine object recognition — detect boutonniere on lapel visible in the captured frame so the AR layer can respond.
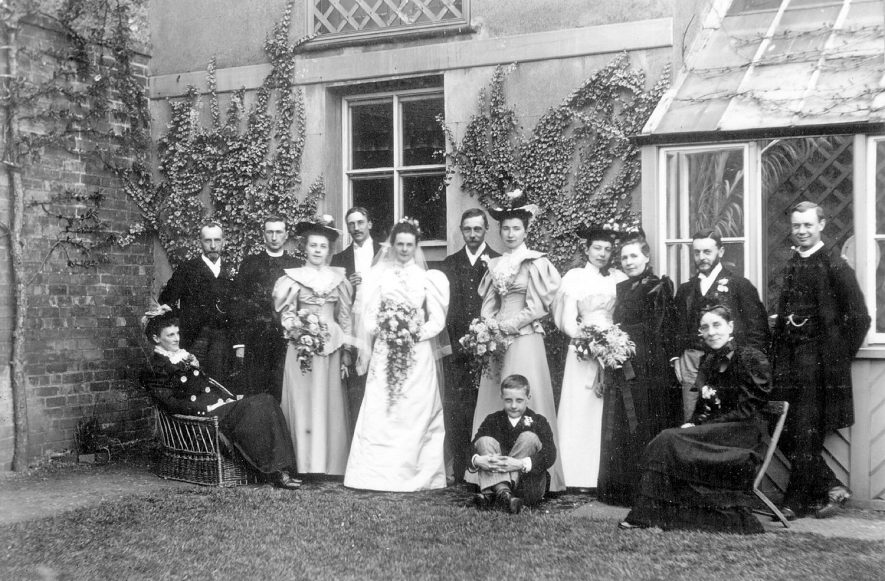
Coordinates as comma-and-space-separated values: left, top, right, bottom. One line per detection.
521, 415, 534, 428
716, 278, 729, 293
480, 254, 490, 266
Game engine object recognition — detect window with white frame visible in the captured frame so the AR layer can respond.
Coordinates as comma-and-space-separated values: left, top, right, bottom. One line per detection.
660, 144, 750, 287
658, 135, 881, 344
869, 136, 885, 340
344, 90, 446, 244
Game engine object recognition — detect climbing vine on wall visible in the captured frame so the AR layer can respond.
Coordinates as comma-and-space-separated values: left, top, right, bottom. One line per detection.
443, 53, 670, 386
444, 53, 670, 272
122, 0, 321, 270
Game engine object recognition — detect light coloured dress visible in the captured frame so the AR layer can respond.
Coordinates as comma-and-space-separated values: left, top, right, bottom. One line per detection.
274, 266, 353, 475
470, 246, 566, 492
344, 261, 450, 491
552, 263, 627, 488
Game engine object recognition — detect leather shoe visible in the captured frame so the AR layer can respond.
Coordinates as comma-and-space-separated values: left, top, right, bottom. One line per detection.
774, 506, 798, 521
496, 489, 523, 514
276, 471, 302, 490
473, 492, 494, 511
815, 486, 850, 519
618, 520, 646, 530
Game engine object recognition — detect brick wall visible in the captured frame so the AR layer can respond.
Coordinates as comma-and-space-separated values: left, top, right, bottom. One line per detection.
0, 17, 155, 469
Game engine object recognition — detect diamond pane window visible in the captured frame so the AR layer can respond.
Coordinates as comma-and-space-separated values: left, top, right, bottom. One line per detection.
311, 0, 469, 41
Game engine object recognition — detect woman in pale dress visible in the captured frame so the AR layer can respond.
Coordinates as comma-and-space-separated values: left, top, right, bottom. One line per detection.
344, 220, 450, 491
553, 226, 627, 490
274, 218, 353, 476
469, 198, 566, 492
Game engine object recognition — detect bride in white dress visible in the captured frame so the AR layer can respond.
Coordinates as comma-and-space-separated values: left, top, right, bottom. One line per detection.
553, 226, 626, 489
344, 219, 450, 491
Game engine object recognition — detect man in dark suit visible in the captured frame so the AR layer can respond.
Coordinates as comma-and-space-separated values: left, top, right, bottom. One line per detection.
159, 222, 233, 384
331, 207, 382, 430
230, 216, 301, 401
441, 208, 499, 483
469, 374, 556, 514
671, 229, 770, 421
771, 201, 870, 519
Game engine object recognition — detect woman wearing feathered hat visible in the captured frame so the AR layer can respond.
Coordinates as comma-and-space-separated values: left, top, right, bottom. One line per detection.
468, 188, 566, 493
140, 306, 300, 489
552, 222, 627, 491
273, 215, 353, 476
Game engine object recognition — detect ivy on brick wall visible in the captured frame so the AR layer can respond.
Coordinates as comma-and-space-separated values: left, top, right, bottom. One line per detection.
444, 53, 670, 271
122, 0, 322, 271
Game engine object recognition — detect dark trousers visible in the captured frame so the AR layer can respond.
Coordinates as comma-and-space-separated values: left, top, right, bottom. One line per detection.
444, 355, 478, 483
345, 373, 366, 437
774, 341, 843, 512
187, 326, 231, 387
239, 330, 288, 402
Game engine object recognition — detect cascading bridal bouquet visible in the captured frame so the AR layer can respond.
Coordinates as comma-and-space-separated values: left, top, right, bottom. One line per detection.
374, 298, 422, 410
459, 317, 511, 381
282, 309, 329, 373
574, 323, 636, 369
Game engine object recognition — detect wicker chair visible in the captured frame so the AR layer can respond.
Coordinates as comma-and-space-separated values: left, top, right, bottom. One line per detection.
752, 400, 791, 528
154, 408, 255, 487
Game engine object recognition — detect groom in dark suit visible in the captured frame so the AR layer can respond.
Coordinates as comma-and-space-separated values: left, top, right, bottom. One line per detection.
230, 216, 301, 401
469, 374, 556, 514
331, 207, 382, 430
442, 208, 499, 483
159, 222, 233, 384
670, 229, 770, 420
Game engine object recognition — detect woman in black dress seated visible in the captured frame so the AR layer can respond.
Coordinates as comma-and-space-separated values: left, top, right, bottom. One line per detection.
620, 305, 771, 533
141, 309, 300, 489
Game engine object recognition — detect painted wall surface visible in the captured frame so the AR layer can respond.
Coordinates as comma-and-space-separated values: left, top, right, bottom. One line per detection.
148, 0, 674, 76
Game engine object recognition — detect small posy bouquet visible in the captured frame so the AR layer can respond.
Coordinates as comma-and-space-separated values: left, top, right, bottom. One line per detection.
459, 317, 511, 381
375, 299, 422, 410
573, 323, 636, 369
283, 309, 329, 374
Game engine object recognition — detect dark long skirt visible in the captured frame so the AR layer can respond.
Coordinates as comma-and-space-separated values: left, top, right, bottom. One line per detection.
597, 370, 679, 506
214, 394, 297, 474
624, 419, 766, 534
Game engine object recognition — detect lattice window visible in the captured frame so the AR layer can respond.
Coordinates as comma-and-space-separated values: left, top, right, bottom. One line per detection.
763, 136, 854, 310
310, 0, 468, 39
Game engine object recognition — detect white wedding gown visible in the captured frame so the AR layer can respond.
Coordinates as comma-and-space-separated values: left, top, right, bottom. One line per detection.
344, 262, 449, 491
553, 263, 626, 488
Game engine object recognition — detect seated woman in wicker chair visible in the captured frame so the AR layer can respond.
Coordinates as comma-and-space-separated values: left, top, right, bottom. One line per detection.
141, 307, 300, 489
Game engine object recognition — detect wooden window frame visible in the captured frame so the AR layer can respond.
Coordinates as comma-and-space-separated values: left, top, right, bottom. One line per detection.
342, 87, 446, 247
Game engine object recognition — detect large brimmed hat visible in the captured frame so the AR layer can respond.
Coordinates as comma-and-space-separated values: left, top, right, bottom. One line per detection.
487, 189, 540, 223
576, 223, 625, 245
294, 214, 341, 242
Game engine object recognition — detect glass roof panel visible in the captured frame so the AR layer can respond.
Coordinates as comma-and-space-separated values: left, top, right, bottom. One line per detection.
643, 0, 885, 137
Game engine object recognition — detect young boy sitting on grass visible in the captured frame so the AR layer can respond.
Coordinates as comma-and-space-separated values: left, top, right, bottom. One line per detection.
469, 374, 557, 514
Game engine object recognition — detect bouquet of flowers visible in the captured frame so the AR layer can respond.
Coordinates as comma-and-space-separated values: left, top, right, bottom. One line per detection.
459, 317, 511, 381
282, 309, 328, 374
374, 299, 422, 410
573, 323, 636, 369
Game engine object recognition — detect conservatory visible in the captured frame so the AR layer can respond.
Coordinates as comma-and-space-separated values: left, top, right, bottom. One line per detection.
637, 0, 885, 505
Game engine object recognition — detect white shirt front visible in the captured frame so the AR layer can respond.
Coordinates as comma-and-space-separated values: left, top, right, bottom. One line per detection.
698, 262, 723, 296
201, 255, 221, 278
353, 237, 375, 274
465, 242, 488, 266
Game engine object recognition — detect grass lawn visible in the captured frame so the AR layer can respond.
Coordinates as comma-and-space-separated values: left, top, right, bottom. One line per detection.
1, 483, 883, 581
